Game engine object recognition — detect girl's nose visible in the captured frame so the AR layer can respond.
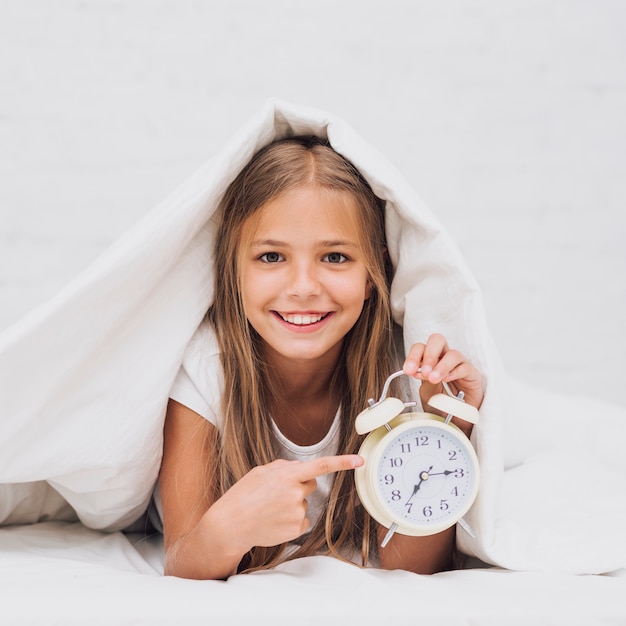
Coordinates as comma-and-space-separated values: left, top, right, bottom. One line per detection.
286, 262, 321, 297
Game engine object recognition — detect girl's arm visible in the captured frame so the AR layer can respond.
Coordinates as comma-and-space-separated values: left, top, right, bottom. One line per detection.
159, 399, 244, 580
378, 525, 457, 574
159, 399, 362, 580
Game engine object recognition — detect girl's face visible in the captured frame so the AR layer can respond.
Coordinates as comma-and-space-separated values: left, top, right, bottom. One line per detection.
240, 186, 372, 371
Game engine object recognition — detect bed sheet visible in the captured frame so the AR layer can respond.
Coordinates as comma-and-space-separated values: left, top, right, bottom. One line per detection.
0, 521, 623, 626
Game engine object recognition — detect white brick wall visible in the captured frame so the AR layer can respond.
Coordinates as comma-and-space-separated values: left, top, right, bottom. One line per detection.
1, 1, 625, 407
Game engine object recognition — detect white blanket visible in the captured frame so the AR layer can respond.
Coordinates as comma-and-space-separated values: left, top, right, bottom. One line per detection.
1, 99, 625, 577
0, 522, 624, 626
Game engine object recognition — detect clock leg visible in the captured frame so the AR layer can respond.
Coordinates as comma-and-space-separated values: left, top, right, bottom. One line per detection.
381, 522, 399, 548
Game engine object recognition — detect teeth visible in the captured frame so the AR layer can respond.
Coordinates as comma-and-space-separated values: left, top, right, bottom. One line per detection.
282, 313, 325, 325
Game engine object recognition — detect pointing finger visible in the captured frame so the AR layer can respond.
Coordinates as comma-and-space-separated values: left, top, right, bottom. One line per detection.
296, 455, 364, 482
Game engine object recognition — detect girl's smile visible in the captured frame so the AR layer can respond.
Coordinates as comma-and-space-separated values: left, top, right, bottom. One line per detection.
240, 186, 371, 369
273, 311, 331, 328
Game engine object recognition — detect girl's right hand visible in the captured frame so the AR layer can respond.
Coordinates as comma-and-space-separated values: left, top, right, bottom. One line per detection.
206, 455, 363, 555
160, 400, 361, 580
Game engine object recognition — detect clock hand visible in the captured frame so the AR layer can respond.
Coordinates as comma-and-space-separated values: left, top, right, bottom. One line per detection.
405, 465, 433, 505
428, 470, 455, 477
405, 483, 420, 505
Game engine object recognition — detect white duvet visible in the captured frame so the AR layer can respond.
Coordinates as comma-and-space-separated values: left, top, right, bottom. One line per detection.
0, 99, 625, 591
0, 521, 624, 626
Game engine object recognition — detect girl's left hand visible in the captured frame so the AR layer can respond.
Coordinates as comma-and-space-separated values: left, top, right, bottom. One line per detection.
403, 334, 484, 434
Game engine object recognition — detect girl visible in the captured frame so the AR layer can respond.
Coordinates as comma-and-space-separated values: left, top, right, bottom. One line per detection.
158, 135, 484, 580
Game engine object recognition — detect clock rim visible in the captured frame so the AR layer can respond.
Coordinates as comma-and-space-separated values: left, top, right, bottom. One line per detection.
355, 413, 480, 537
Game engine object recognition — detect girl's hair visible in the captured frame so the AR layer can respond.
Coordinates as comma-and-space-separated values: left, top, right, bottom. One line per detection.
207, 135, 395, 571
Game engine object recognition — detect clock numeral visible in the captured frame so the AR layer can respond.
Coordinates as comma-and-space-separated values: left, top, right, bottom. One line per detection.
440, 499, 449, 511
453, 468, 465, 478
422, 505, 433, 518
383, 474, 394, 485
448, 450, 457, 460
389, 457, 403, 468
451, 486, 459, 497
414, 435, 429, 446
401, 443, 411, 453
405, 502, 413, 514
391, 490, 401, 501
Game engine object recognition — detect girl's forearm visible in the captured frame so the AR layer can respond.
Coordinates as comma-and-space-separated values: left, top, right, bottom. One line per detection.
377, 524, 456, 574
164, 507, 249, 580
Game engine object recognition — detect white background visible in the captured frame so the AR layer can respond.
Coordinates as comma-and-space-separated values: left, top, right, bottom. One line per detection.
1, 1, 624, 407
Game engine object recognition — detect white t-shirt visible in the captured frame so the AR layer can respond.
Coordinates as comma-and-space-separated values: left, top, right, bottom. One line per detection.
166, 319, 340, 531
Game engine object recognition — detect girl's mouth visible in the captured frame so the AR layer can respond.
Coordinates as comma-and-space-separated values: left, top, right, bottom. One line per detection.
274, 312, 330, 326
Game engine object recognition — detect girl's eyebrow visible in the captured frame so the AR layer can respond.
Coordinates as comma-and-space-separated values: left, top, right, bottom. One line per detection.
319, 240, 359, 248
250, 239, 358, 247
250, 239, 287, 247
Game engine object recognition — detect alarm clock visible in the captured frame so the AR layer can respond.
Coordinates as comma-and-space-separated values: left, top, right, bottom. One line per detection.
354, 370, 480, 547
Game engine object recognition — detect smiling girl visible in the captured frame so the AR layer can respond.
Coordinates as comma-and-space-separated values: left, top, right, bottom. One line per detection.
157, 136, 484, 580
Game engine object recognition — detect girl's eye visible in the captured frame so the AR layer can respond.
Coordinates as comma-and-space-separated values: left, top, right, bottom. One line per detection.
259, 252, 283, 263
323, 252, 348, 264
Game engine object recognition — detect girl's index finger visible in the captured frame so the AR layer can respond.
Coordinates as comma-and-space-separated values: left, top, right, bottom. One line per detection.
297, 455, 364, 482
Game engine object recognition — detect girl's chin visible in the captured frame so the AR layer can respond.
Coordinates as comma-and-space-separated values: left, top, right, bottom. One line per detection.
258, 338, 344, 368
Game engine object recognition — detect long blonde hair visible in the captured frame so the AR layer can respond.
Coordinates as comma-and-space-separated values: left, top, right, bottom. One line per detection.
207, 136, 395, 571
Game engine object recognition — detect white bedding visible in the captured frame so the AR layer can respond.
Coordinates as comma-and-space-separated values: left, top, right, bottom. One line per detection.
0, 521, 623, 626
0, 99, 625, 624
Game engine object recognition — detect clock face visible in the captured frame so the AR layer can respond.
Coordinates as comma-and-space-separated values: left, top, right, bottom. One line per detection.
374, 422, 478, 530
